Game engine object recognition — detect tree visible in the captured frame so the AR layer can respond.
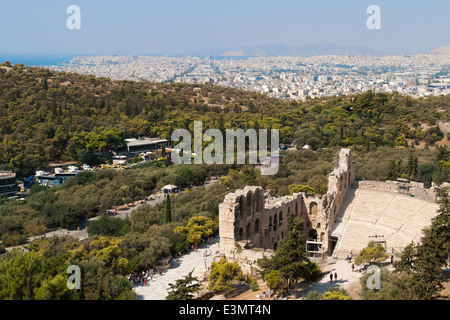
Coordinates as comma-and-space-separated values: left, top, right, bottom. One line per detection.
174, 216, 218, 245
87, 214, 130, 237
264, 270, 286, 293
0, 250, 43, 300
323, 286, 351, 300
418, 163, 436, 184
289, 184, 316, 195
24, 217, 47, 238
407, 152, 418, 178
166, 270, 201, 300
207, 258, 245, 294
354, 241, 389, 265
408, 187, 450, 299
360, 267, 414, 300
386, 159, 398, 180
163, 194, 172, 223
34, 274, 69, 300
394, 242, 416, 274
304, 290, 324, 300
436, 145, 450, 163
258, 212, 321, 287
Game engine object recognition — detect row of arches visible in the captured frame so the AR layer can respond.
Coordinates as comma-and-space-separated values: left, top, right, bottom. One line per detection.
237, 218, 261, 241
236, 209, 286, 241
236, 190, 263, 220
236, 197, 318, 222
234, 196, 322, 246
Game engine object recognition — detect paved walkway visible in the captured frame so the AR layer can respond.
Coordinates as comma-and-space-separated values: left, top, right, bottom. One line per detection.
17, 178, 219, 248
297, 260, 363, 299
134, 236, 221, 300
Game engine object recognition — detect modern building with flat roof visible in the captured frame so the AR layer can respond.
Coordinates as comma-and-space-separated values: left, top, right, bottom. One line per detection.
0, 171, 17, 198
124, 137, 172, 155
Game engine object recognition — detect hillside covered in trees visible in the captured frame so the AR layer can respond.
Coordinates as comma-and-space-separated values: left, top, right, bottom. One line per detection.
1, 62, 450, 177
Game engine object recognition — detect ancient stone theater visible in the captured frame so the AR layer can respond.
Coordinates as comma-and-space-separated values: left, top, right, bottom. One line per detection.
218, 148, 440, 263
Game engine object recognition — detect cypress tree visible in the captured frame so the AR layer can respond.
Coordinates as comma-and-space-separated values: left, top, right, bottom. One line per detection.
164, 194, 172, 223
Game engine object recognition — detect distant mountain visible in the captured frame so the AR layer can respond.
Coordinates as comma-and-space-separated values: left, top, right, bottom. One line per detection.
430, 46, 450, 55
209, 43, 381, 57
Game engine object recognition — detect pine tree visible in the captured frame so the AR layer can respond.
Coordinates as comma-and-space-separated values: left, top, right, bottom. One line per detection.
258, 212, 320, 287
401, 187, 450, 299
164, 194, 172, 223
396, 159, 403, 177
413, 155, 418, 177
386, 159, 398, 180
166, 270, 200, 300
407, 152, 418, 178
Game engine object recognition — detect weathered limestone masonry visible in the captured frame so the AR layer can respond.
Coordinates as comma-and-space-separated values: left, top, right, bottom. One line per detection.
357, 179, 442, 201
218, 148, 356, 262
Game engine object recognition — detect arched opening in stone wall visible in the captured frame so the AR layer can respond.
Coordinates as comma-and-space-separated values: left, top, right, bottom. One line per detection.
309, 202, 318, 216
246, 223, 251, 239
254, 219, 260, 235
273, 242, 278, 251
239, 196, 245, 219
273, 214, 278, 231
247, 193, 252, 217
255, 189, 261, 213
238, 227, 243, 240
279, 211, 283, 226
308, 229, 318, 241
301, 200, 308, 217
269, 216, 273, 231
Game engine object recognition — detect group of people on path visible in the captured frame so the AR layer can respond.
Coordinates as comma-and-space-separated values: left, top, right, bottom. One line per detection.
130, 236, 218, 287
128, 269, 157, 286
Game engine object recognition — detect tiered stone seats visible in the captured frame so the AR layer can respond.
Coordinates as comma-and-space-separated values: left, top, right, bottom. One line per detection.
334, 188, 439, 257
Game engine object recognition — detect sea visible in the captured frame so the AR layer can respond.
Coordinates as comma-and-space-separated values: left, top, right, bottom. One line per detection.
0, 54, 76, 67
0, 54, 253, 67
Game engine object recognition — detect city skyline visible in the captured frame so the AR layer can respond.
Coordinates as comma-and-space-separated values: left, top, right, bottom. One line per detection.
1, 0, 449, 57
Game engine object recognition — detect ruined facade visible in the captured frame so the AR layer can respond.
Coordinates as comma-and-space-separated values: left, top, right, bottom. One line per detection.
219, 148, 356, 259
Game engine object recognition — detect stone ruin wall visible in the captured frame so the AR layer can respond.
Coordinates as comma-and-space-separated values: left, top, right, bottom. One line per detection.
218, 148, 356, 261
357, 179, 441, 201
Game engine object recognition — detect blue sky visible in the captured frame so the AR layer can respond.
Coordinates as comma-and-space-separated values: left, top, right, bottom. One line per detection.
1, 0, 449, 56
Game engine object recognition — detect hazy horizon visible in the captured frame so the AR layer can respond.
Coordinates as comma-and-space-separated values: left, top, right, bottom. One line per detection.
1, 0, 449, 57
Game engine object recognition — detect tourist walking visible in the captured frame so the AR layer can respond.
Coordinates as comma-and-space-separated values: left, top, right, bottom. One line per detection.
334, 272, 337, 281
329, 272, 333, 282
